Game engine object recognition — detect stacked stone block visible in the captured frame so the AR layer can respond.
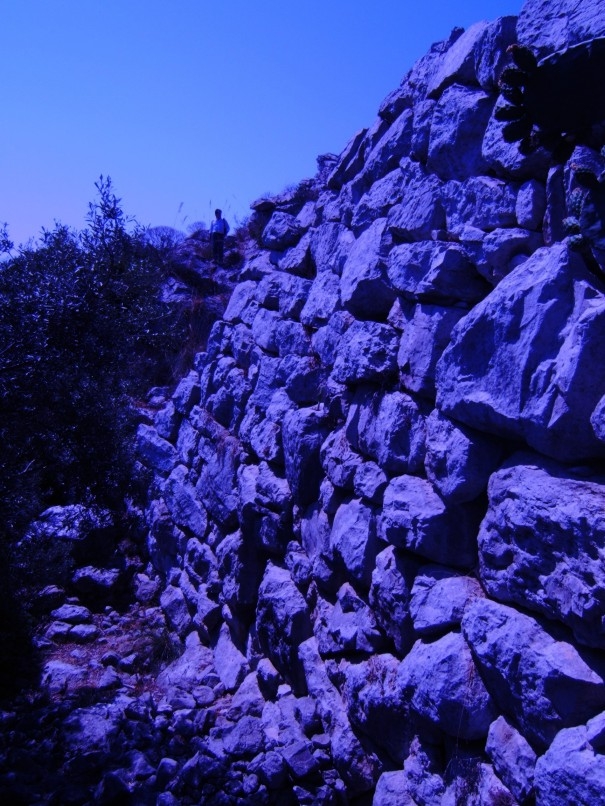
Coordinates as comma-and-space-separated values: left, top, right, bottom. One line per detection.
137, 1, 605, 801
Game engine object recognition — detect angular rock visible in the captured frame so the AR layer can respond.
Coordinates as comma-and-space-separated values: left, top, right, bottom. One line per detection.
351, 169, 406, 233
478, 455, 605, 649
299, 637, 380, 794
310, 222, 355, 275
155, 630, 214, 691
223, 280, 259, 324
442, 176, 517, 234
482, 104, 551, 182
387, 240, 488, 304
427, 21, 488, 98
410, 565, 484, 637
397, 303, 467, 399
516, 178, 547, 231
315, 585, 384, 656
373, 771, 416, 806
50, 604, 92, 624
251, 307, 280, 353
332, 321, 399, 385
369, 546, 418, 656
213, 622, 249, 692
378, 83, 413, 123
462, 598, 605, 748
340, 218, 395, 319
229, 672, 265, 721
427, 84, 493, 180
184, 538, 219, 588
255, 271, 312, 319
321, 427, 363, 490
401, 735, 446, 805
360, 110, 414, 184
276, 319, 312, 358
398, 631, 497, 741
329, 498, 378, 590
410, 99, 436, 163
278, 231, 314, 277
353, 461, 388, 504
261, 212, 304, 250
71, 567, 122, 600
136, 424, 179, 475
327, 128, 368, 191
346, 388, 427, 475
424, 409, 506, 503
379, 475, 480, 568
517, 0, 605, 59
475, 15, 517, 92
164, 465, 208, 538
172, 370, 201, 415
41, 660, 88, 695
386, 159, 445, 240
160, 585, 192, 638
281, 739, 319, 779
249, 750, 288, 789
299, 270, 342, 327
195, 424, 241, 531
216, 530, 265, 613
256, 564, 313, 694
341, 654, 407, 763
486, 715, 537, 804
282, 407, 330, 507
70, 623, 100, 644
436, 243, 605, 462
482, 227, 543, 283
175, 419, 199, 465
534, 711, 605, 805
63, 703, 123, 754
277, 354, 325, 405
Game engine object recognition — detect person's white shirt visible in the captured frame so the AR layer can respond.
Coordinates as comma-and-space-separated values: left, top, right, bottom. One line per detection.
210, 217, 230, 235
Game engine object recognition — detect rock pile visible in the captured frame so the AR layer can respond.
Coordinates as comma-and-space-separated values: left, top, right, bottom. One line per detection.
133, 0, 605, 802
7, 0, 605, 803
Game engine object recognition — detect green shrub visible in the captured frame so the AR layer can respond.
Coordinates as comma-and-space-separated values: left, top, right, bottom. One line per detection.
0, 177, 190, 545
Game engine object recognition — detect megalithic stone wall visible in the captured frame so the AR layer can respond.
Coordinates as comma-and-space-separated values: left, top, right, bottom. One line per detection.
137, 0, 605, 801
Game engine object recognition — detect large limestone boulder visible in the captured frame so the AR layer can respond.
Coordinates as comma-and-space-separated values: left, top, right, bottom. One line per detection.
479, 454, 605, 650
462, 598, 605, 748
437, 243, 605, 462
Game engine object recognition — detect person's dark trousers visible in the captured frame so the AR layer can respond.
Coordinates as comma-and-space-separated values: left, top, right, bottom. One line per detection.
212, 233, 225, 265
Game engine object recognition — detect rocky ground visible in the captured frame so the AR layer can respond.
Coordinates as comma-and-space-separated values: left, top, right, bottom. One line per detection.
0, 574, 378, 805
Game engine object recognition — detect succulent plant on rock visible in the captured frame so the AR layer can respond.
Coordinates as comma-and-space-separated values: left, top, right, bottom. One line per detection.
563, 146, 605, 277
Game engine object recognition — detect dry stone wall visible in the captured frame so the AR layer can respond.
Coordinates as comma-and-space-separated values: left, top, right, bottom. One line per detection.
137, 1, 605, 802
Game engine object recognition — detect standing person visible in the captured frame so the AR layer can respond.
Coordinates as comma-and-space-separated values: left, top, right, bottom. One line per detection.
210, 208, 230, 266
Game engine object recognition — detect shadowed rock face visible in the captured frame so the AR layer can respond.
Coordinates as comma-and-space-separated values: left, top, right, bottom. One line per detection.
12, 1, 605, 803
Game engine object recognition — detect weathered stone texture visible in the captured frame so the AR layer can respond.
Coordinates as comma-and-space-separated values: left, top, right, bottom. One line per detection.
131, 3, 605, 803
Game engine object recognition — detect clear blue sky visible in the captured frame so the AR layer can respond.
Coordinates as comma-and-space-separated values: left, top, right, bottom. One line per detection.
2, 0, 522, 246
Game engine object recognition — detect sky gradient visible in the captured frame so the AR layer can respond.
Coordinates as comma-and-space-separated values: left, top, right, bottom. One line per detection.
3, 0, 522, 246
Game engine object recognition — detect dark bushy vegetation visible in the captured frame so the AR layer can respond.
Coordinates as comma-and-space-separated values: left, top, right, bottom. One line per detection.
0, 177, 192, 547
